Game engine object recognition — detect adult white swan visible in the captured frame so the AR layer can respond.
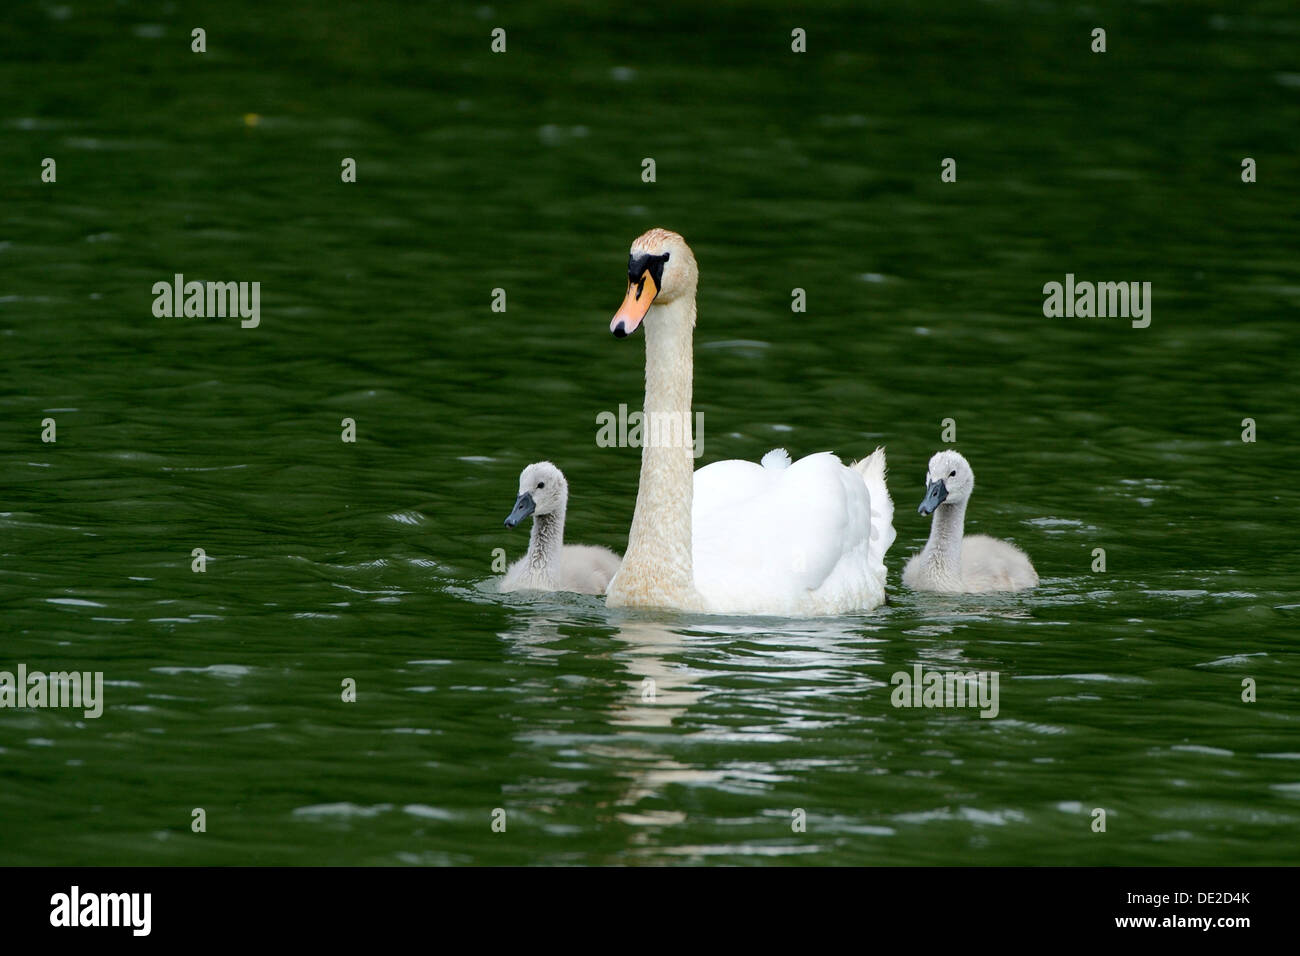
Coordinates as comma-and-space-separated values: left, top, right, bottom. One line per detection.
603, 228, 895, 616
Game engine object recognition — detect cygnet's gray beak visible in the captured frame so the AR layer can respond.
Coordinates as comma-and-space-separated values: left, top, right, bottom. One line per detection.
918, 479, 948, 516
504, 493, 535, 528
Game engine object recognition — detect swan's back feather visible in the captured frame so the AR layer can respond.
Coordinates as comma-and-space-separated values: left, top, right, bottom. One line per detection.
690, 450, 892, 615
760, 448, 791, 470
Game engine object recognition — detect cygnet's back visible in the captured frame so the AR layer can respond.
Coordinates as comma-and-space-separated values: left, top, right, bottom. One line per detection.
555, 544, 622, 594
954, 534, 1038, 592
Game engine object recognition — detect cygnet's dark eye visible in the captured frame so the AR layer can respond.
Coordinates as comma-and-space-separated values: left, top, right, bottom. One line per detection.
949, 471, 956, 478
537, 482, 545, 489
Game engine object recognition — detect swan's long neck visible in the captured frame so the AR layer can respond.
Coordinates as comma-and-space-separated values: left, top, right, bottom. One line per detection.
606, 295, 700, 608
921, 499, 966, 588
526, 506, 564, 579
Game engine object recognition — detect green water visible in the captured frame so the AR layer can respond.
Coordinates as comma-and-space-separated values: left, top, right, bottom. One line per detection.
2, 1, 1298, 865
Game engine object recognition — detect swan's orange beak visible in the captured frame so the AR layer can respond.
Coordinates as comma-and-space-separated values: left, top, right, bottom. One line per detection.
611, 271, 659, 338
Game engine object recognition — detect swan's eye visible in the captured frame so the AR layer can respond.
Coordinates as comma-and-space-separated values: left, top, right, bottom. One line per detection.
537, 482, 545, 489
949, 470, 956, 478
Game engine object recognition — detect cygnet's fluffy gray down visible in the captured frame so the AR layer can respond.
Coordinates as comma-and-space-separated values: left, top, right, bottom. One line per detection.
500, 461, 622, 595
902, 450, 1038, 593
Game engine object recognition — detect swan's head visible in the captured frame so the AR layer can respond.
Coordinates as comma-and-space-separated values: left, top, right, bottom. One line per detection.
918, 450, 974, 515
504, 461, 568, 528
610, 228, 699, 337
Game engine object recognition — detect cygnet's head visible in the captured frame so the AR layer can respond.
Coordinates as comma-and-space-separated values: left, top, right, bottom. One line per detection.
610, 228, 699, 338
918, 450, 974, 515
504, 461, 568, 528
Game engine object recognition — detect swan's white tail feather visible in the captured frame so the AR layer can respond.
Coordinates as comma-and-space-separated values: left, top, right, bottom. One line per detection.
851, 447, 896, 578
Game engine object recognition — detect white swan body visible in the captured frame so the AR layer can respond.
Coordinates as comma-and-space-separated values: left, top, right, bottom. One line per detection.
602, 228, 895, 616
500, 462, 621, 595
691, 448, 894, 615
902, 450, 1038, 593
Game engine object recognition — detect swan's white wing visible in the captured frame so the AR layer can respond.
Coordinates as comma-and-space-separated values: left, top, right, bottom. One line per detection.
691, 451, 876, 613
852, 447, 895, 580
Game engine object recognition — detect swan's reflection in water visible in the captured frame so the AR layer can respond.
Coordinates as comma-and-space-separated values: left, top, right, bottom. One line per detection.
604, 618, 702, 728
498, 602, 896, 857
597, 618, 712, 830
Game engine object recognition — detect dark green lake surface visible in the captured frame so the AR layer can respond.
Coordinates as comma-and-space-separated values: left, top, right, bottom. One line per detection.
2, 1, 1298, 864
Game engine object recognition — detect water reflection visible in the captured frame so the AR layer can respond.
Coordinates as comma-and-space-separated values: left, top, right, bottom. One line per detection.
498, 602, 906, 855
